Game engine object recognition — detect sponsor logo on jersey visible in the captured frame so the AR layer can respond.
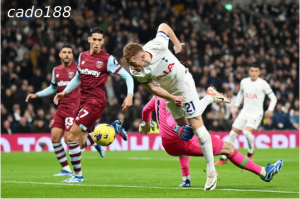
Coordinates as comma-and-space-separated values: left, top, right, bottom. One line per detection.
56, 74, 59, 78
245, 93, 258, 99
96, 61, 103, 68
156, 63, 174, 80
80, 68, 101, 77
68, 72, 74, 79
57, 81, 70, 87
81, 61, 85, 64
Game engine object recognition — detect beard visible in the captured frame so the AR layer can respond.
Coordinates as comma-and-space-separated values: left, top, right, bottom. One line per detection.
61, 58, 71, 65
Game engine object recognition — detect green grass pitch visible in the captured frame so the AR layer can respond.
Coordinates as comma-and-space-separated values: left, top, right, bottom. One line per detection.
1, 148, 299, 198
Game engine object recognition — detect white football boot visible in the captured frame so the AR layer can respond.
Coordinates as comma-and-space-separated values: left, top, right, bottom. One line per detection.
204, 170, 218, 190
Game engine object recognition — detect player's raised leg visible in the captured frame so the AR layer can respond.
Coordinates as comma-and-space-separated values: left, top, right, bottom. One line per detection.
80, 133, 105, 158
62, 123, 85, 183
179, 156, 191, 187
111, 120, 128, 141
215, 127, 241, 165
197, 87, 231, 116
206, 86, 231, 103
221, 142, 283, 182
51, 126, 72, 176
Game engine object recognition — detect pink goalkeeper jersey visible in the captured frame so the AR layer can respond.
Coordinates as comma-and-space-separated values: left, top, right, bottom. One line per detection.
142, 96, 179, 141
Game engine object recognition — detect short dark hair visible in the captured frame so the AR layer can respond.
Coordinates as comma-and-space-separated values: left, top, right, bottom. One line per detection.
180, 61, 191, 69
89, 27, 104, 36
250, 63, 260, 69
60, 44, 73, 52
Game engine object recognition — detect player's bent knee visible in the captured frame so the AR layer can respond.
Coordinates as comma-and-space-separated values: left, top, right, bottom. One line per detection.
231, 127, 240, 134
188, 116, 204, 130
244, 126, 255, 132
227, 142, 235, 155
63, 132, 69, 144
221, 141, 235, 155
66, 131, 77, 142
51, 136, 61, 143
51, 128, 64, 143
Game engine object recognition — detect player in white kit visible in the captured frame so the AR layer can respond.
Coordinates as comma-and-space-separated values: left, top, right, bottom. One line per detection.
215, 64, 277, 165
123, 23, 231, 190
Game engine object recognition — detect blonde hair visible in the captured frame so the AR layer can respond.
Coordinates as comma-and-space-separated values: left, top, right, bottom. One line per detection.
123, 42, 143, 63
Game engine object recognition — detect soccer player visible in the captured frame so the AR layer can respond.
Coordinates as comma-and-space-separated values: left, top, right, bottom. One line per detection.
53, 27, 134, 183
215, 64, 277, 165
140, 95, 283, 187
123, 23, 230, 190
26, 44, 106, 176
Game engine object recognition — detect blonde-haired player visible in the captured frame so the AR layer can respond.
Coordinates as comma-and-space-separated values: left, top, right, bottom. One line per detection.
123, 23, 231, 190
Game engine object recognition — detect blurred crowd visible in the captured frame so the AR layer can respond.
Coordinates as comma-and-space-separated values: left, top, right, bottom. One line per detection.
1, 0, 299, 134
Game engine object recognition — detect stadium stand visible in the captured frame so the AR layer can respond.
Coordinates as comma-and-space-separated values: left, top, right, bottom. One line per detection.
1, 0, 299, 133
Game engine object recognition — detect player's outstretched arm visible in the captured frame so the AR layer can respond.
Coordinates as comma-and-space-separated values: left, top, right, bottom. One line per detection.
53, 71, 81, 105
116, 68, 134, 111
107, 55, 134, 111
143, 81, 183, 107
139, 97, 156, 135
157, 23, 185, 54
26, 84, 58, 102
142, 97, 155, 122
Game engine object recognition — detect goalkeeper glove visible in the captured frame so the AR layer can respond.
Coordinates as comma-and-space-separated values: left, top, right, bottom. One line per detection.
139, 121, 155, 135
174, 124, 194, 141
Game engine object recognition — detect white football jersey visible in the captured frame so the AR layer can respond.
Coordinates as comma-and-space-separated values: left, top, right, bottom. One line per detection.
130, 31, 197, 102
236, 77, 273, 112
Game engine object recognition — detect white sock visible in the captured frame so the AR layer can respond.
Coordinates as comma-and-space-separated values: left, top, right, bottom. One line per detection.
259, 167, 266, 178
182, 175, 191, 181
243, 130, 254, 154
62, 165, 72, 172
199, 95, 213, 115
74, 171, 82, 176
229, 130, 238, 144
194, 126, 215, 173
221, 130, 238, 160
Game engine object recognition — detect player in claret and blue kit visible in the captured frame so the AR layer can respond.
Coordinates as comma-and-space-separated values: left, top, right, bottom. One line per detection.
26, 44, 105, 177
54, 27, 134, 183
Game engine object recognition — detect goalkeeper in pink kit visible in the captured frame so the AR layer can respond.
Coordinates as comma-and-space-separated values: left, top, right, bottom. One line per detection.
140, 64, 283, 187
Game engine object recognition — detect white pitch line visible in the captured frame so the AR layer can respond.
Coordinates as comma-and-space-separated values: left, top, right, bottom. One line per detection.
82, 156, 297, 162
1, 181, 298, 194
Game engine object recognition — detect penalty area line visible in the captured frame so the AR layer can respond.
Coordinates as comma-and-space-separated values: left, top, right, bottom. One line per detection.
1, 181, 299, 194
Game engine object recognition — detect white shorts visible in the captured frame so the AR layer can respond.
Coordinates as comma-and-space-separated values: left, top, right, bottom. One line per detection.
167, 97, 202, 119
166, 72, 202, 119
232, 110, 263, 130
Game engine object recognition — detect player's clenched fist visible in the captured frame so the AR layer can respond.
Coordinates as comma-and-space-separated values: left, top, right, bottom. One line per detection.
174, 124, 194, 141
173, 43, 185, 54
53, 91, 66, 105
139, 121, 155, 135
25, 94, 38, 102
174, 96, 184, 107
